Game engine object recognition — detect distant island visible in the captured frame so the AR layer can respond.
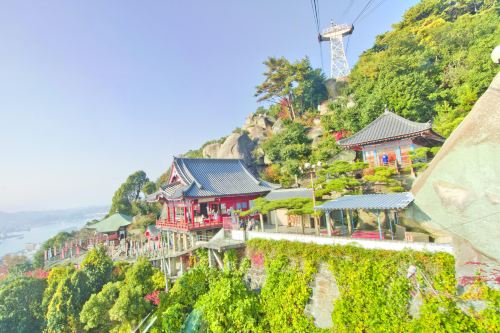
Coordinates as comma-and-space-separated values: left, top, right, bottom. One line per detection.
0, 206, 108, 234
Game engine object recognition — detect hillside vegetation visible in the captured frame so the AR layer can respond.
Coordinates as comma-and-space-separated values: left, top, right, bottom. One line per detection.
325, 0, 499, 137
174, 0, 499, 187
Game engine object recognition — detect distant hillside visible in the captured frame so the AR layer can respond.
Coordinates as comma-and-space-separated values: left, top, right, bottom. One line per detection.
0, 206, 108, 233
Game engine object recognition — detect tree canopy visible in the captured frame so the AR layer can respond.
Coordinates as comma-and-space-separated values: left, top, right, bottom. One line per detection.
255, 57, 327, 120
0, 276, 46, 333
109, 170, 154, 216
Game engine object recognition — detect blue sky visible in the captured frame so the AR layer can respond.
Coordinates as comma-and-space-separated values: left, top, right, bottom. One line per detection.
0, 0, 418, 212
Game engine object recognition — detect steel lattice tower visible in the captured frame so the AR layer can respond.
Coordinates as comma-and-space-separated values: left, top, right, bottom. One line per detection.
319, 21, 354, 79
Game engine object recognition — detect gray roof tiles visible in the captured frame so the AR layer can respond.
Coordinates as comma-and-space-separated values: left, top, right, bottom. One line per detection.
338, 110, 437, 147
316, 192, 414, 211
265, 188, 313, 201
168, 158, 274, 198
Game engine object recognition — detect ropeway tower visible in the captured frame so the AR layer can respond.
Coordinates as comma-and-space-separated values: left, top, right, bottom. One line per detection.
318, 21, 354, 79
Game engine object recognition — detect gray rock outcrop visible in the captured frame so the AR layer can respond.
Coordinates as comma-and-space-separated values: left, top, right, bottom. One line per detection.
202, 132, 256, 166
408, 71, 500, 266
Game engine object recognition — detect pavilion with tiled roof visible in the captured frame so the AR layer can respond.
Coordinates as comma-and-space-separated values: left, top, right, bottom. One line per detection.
338, 110, 444, 167
148, 157, 278, 233
86, 212, 132, 241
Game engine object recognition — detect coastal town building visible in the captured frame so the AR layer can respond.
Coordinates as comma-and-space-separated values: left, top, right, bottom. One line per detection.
338, 110, 444, 168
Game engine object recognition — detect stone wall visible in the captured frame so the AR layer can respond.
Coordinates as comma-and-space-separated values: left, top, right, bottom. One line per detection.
304, 264, 339, 329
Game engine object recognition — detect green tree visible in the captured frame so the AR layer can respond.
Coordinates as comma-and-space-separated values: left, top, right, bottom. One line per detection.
0, 276, 47, 333
109, 170, 150, 215
255, 57, 327, 120
261, 122, 312, 185
195, 259, 262, 333
42, 266, 73, 313
46, 274, 74, 333
142, 180, 157, 195
80, 245, 113, 294
108, 257, 156, 328
80, 281, 122, 331
158, 265, 215, 332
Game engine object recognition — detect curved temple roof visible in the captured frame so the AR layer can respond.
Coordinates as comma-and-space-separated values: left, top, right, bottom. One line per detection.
316, 192, 414, 211
86, 213, 132, 233
148, 158, 278, 201
338, 110, 444, 148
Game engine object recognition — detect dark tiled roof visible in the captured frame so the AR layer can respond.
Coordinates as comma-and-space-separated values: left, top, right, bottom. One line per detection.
169, 158, 274, 198
338, 110, 441, 148
145, 182, 188, 202
316, 192, 414, 211
265, 188, 313, 201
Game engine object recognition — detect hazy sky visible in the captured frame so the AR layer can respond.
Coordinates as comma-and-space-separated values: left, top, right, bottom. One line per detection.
0, 0, 418, 212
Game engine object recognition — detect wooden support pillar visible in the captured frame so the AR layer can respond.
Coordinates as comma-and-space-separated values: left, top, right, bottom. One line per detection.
177, 234, 183, 251
183, 234, 188, 250
169, 257, 178, 276
259, 214, 264, 232
348, 210, 354, 232
346, 210, 352, 235
326, 211, 333, 236
376, 210, 383, 240
173, 233, 179, 252
179, 257, 185, 276
386, 209, 394, 240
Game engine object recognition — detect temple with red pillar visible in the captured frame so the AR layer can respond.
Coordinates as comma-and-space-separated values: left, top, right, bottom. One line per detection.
338, 110, 444, 168
147, 157, 277, 240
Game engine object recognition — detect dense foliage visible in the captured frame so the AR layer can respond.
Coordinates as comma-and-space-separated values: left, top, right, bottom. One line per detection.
0, 276, 47, 333
255, 57, 327, 120
261, 121, 312, 185
323, 0, 499, 137
247, 239, 499, 333
109, 170, 157, 216
1, 239, 499, 332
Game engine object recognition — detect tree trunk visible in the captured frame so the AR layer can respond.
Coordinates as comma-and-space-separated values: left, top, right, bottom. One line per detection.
287, 94, 296, 120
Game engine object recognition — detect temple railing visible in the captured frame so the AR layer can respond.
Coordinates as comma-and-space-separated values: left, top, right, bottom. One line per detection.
156, 217, 227, 231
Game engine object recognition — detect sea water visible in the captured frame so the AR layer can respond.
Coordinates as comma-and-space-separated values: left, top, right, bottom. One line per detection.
0, 214, 104, 257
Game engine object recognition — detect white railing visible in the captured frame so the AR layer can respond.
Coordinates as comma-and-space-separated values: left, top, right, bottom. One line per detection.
231, 230, 453, 254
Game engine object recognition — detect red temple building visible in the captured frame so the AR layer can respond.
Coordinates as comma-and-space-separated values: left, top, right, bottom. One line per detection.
338, 110, 444, 168
147, 157, 277, 240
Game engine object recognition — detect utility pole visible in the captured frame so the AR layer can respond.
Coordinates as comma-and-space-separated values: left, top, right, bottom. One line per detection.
303, 162, 322, 236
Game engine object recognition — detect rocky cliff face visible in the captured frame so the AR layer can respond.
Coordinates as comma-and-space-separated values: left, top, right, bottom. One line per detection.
202, 132, 257, 166
200, 112, 325, 168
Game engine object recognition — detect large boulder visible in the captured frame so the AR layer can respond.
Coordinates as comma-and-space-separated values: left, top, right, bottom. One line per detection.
202, 132, 257, 166
407, 71, 500, 266
202, 143, 222, 158
307, 118, 324, 145
243, 114, 274, 142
